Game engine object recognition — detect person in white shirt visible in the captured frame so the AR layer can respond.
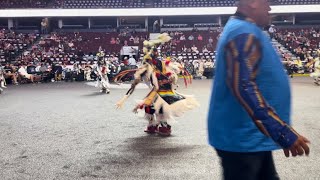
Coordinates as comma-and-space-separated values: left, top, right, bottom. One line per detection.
0, 64, 6, 92
35, 63, 41, 72
128, 55, 137, 66
191, 45, 199, 54
18, 64, 35, 83
268, 25, 276, 39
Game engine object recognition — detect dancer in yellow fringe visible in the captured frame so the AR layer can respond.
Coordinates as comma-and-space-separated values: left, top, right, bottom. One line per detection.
310, 51, 320, 85
0, 64, 6, 94
115, 33, 199, 136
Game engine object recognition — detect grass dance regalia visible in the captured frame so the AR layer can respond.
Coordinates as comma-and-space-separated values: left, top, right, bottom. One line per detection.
310, 50, 320, 85
115, 33, 199, 136
94, 58, 111, 94
0, 64, 6, 94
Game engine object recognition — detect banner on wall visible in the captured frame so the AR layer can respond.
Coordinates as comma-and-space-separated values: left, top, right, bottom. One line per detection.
121, 46, 139, 56
150, 33, 160, 40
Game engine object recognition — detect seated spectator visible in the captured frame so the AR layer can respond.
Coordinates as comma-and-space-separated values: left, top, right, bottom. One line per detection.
140, 36, 145, 42
110, 37, 116, 44
134, 36, 140, 44
180, 35, 186, 41
68, 41, 74, 48
294, 57, 304, 68
47, 51, 53, 57
129, 36, 134, 41
27, 63, 37, 74
204, 59, 214, 68
18, 64, 40, 83
191, 45, 199, 54
128, 55, 137, 66
188, 35, 194, 41
197, 34, 203, 41
35, 63, 42, 72
123, 57, 129, 66
116, 38, 121, 44
182, 45, 187, 52
171, 39, 178, 47
110, 54, 119, 64
3, 63, 18, 85
202, 46, 209, 53
208, 37, 214, 44
124, 40, 128, 46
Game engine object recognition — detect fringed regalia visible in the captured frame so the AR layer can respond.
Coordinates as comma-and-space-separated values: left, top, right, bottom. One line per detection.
0, 65, 6, 94
310, 56, 320, 85
94, 59, 111, 94
115, 33, 199, 136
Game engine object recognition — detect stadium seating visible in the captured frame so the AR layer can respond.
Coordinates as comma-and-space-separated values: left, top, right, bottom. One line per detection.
55, 0, 145, 9
0, 0, 319, 9
0, 0, 50, 9
0, 30, 38, 63
154, 0, 234, 8
276, 28, 320, 50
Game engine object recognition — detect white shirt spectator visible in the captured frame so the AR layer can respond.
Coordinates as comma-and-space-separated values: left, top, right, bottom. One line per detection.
128, 56, 137, 66
180, 35, 186, 41
18, 66, 32, 80
18, 66, 28, 76
268, 26, 276, 34
23, 50, 30, 56
36, 65, 42, 72
191, 46, 199, 53
202, 47, 209, 53
134, 37, 140, 44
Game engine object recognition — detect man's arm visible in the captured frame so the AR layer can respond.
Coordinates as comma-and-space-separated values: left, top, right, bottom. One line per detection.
225, 33, 301, 149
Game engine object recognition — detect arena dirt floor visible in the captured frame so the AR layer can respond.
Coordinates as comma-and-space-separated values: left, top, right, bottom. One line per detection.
0, 77, 319, 180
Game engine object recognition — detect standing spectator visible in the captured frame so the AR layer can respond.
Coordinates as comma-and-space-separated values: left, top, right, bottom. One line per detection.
41, 18, 49, 34
153, 20, 159, 33
269, 25, 276, 39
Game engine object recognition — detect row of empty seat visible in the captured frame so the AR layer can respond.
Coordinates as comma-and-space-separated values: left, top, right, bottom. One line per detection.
0, 0, 319, 9
56, 0, 145, 8
154, 0, 234, 8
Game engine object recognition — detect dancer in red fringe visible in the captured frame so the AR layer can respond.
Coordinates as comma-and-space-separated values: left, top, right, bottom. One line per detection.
115, 33, 199, 136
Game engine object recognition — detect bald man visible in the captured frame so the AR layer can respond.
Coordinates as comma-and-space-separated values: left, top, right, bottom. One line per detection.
208, 0, 310, 179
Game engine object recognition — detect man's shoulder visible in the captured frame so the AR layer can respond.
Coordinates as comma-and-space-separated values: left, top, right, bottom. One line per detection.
224, 19, 260, 37
220, 24, 261, 47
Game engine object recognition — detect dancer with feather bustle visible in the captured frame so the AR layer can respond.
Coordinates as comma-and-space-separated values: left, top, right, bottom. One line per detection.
115, 33, 199, 136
